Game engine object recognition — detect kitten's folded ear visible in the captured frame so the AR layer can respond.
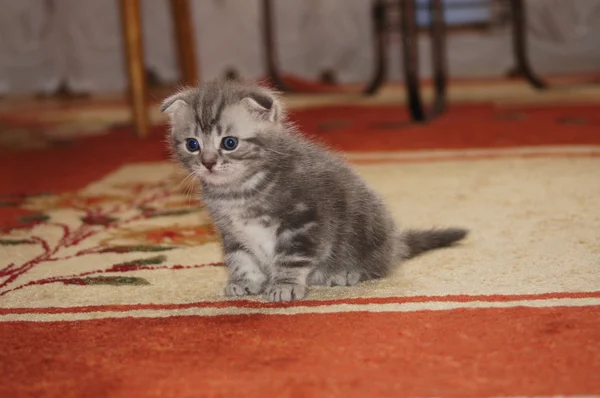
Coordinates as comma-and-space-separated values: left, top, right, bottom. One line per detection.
241, 90, 283, 123
161, 91, 194, 132
161, 92, 189, 115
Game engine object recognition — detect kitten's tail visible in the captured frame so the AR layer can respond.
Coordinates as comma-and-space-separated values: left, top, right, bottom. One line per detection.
399, 228, 468, 259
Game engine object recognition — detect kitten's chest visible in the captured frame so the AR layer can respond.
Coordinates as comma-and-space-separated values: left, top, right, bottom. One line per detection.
227, 212, 279, 264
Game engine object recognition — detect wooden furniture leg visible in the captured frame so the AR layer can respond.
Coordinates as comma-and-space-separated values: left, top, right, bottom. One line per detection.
364, 0, 389, 95
262, 0, 388, 95
510, 0, 599, 89
170, 0, 199, 85
510, 0, 547, 89
399, 0, 447, 122
262, 0, 290, 91
428, 0, 447, 115
120, 0, 149, 138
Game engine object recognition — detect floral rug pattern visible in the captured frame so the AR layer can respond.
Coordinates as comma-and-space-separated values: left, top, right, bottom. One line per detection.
0, 163, 220, 297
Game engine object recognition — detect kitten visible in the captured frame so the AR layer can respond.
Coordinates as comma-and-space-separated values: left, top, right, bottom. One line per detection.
162, 79, 467, 302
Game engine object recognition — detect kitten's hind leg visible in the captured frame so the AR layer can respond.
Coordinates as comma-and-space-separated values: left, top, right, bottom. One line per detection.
224, 251, 267, 296
330, 270, 361, 286
308, 269, 361, 287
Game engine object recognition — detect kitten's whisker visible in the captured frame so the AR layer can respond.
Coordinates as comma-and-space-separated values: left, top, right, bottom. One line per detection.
184, 178, 196, 205
263, 147, 289, 157
183, 180, 190, 202
178, 172, 195, 193
183, 181, 194, 202
189, 186, 198, 205
181, 174, 199, 206
177, 170, 198, 206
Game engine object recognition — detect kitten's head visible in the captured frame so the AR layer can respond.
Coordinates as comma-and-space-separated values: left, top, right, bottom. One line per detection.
161, 80, 286, 188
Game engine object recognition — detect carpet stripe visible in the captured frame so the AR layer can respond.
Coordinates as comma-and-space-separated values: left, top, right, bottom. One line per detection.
346, 146, 600, 164
2, 291, 600, 316
2, 297, 599, 322
345, 144, 600, 159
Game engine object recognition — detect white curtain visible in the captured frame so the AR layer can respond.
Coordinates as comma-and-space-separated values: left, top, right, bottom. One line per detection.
0, 0, 599, 94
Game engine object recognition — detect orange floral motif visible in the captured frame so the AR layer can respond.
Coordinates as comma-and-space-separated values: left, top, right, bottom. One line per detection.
101, 224, 218, 247
112, 182, 171, 194
160, 198, 202, 210
24, 193, 126, 213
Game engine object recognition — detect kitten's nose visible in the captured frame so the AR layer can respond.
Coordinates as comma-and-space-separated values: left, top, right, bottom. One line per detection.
202, 160, 216, 171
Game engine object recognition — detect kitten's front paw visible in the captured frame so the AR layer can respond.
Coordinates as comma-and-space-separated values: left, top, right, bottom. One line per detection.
264, 284, 307, 302
224, 280, 263, 297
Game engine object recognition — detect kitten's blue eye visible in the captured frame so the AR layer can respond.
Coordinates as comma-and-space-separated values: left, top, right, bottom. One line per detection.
221, 136, 238, 151
185, 138, 200, 153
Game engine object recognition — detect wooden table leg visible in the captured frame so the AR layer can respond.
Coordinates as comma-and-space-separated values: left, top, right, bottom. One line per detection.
510, 0, 547, 89
119, 0, 149, 138
400, 0, 424, 121
399, 0, 447, 122
428, 0, 447, 116
262, 0, 387, 95
511, 0, 600, 89
170, 0, 199, 85
364, 0, 389, 95
262, 0, 290, 91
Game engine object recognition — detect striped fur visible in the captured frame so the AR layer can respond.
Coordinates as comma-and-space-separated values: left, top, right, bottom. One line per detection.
162, 79, 468, 302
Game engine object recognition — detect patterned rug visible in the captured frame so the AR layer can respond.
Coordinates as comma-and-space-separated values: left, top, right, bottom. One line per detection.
1, 98, 599, 397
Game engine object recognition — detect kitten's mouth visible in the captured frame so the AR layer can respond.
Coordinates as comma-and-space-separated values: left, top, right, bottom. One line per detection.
197, 170, 231, 185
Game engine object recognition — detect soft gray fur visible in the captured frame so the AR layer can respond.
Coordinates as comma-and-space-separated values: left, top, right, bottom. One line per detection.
162, 79, 467, 302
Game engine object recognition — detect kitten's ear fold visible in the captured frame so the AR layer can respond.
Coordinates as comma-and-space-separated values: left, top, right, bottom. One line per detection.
241, 91, 282, 123
161, 93, 188, 115
161, 92, 193, 134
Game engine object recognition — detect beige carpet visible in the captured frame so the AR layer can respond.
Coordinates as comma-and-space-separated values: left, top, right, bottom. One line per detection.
1, 96, 599, 397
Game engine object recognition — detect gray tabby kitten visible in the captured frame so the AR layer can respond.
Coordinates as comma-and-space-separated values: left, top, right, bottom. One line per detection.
162, 79, 467, 302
